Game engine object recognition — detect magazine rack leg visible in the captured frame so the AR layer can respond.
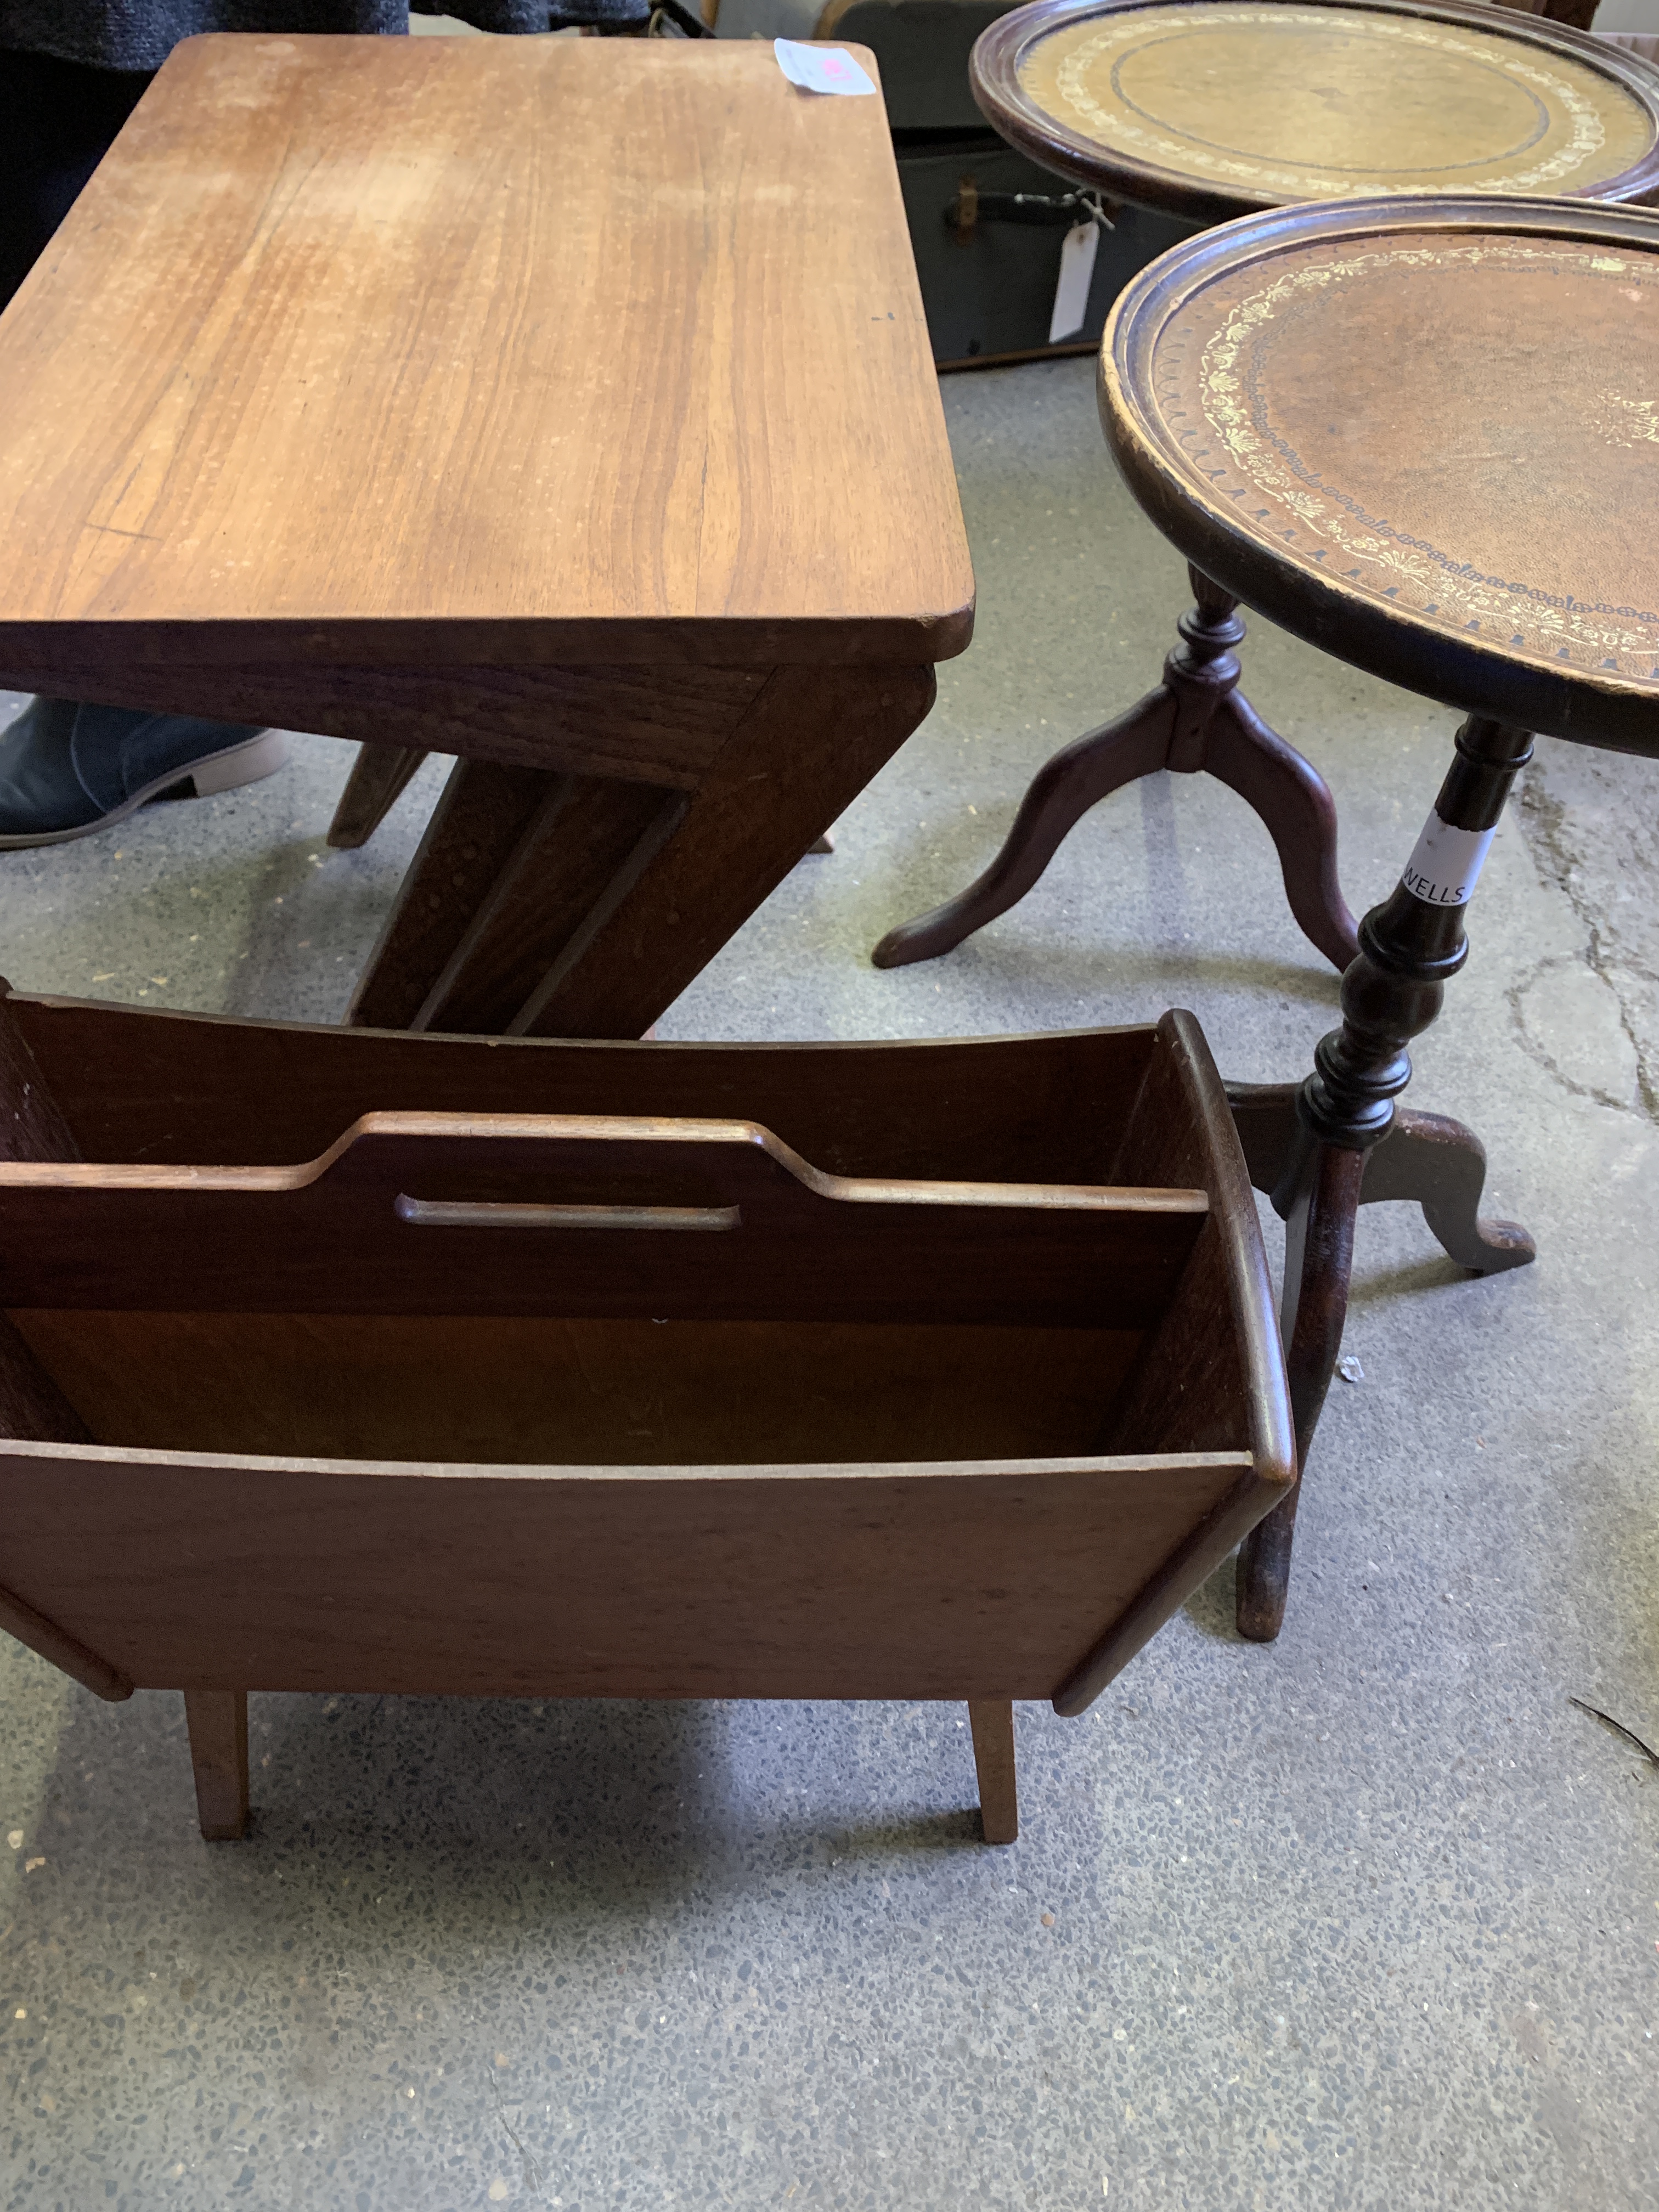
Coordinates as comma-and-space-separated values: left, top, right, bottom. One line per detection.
185, 1690, 250, 1841
969, 1700, 1018, 1844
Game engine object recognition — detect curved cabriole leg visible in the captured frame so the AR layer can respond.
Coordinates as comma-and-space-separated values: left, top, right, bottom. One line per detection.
1205, 690, 1358, 971
1237, 715, 1537, 1639
873, 562, 1359, 974
1225, 1085, 1535, 1279
1368, 1108, 1536, 1274
871, 687, 1176, 969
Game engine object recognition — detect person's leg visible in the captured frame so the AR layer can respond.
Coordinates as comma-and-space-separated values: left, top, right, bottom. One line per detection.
0, 47, 155, 312
0, 47, 289, 844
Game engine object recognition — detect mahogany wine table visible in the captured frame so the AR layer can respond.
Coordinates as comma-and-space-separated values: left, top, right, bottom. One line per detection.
0, 34, 973, 1039
874, 0, 1659, 979
1094, 190, 1659, 1638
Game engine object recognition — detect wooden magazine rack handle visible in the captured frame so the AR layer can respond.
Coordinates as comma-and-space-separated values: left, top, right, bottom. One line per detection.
393, 1194, 742, 1233
0, 1113, 1209, 1326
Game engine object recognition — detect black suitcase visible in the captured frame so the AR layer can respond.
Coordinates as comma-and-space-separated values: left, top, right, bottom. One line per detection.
711, 0, 1200, 365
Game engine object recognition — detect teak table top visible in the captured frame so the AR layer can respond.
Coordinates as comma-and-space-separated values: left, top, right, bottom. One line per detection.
1101, 195, 1659, 753
0, 34, 973, 676
0, 35, 974, 1041
974, 0, 1659, 222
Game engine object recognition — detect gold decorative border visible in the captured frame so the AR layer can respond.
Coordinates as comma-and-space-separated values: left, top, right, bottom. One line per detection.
1190, 240, 1659, 667
1035, 5, 1616, 196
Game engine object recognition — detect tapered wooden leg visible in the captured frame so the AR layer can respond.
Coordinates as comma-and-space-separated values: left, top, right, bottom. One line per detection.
326, 742, 430, 850
871, 687, 1177, 968
968, 1699, 1018, 1844
1236, 1141, 1363, 1642
184, 1690, 249, 1841
1205, 691, 1358, 971
1226, 1084, 1535, 1279
513, 664, 934, 1038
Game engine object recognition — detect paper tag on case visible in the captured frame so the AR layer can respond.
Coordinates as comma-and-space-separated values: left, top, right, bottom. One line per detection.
1400, 812, 1498, 906
1048, 221, 1101, 345
774, 41, 877, 95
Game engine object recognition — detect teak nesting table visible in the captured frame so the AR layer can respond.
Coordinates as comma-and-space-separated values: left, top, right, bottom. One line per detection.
0, 33, 974, 1039
874, 0, 1659, 977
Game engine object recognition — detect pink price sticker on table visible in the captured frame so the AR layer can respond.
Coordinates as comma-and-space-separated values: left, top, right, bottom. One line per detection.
774, 40, 877, 95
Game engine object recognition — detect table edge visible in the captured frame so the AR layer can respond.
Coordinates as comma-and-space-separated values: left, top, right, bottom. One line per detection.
0, 606, 978, 680
1098, 193, 1659, 757
972, 0, 1659, 221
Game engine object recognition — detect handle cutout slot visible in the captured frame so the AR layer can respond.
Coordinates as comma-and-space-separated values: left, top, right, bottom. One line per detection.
393, 1195, 741, 1233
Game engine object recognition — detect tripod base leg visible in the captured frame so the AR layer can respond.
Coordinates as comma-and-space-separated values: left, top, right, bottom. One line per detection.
1205, 692, 1358, 972
871, 689, 1175, 969
1226, 1085, 1535, 1278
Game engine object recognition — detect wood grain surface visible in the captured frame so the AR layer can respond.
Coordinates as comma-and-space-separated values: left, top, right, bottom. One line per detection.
0, 1442, 1262, 1700
7, 1310, 1152, 1465
0, 986, 1161, 1179
1057, 1008, 1296, 1709
0, 1109, 1206, 1324
974, 0, 1659, 218
1102, 196, 1659, 752
0, 995, 1294, 1815
0, 35, 973, 676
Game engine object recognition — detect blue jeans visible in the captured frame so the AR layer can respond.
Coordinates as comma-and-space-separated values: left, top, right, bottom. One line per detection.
0, 47, 155, 314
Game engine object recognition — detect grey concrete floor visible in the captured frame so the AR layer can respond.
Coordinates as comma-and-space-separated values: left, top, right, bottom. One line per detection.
2, 354, 1657, 2211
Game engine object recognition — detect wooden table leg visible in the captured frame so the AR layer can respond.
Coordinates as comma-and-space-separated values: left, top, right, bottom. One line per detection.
326, 741, 430, 850
872, 567, 1357, 973
509, 664, 934, 1038
348, 760, 686, 1034
1227, 1086, 1535, 1277
347, 664, 931, 1038
1234, 713, 1537, 1640
345, 663, 938, 1035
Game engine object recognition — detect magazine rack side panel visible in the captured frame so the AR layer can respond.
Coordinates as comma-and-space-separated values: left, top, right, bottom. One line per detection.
0, 1449, 1271, 1702
0, 988, 1159, 1181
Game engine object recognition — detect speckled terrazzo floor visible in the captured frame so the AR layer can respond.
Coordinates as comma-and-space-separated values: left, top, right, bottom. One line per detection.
1, 353, 1656, 2211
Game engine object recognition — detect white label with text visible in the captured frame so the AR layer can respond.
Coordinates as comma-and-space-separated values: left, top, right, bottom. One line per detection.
774, 41, 877, 94
1048, 221, 1101, 344
1400, 812, 1497, 906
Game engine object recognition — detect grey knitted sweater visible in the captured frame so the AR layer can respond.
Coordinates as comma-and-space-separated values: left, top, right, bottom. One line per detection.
0, 0, 647, 71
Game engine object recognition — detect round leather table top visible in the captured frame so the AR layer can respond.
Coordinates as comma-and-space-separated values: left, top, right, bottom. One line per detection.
974, 0, 1659, 221
1101, 197, 1659, 754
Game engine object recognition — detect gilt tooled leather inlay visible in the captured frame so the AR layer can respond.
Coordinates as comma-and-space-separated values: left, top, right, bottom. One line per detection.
1142, 232, 1659, 682
1017, 5, 1654, 199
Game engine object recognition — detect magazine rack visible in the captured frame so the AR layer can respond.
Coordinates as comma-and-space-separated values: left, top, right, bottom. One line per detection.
0, 990, 1291, 1844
